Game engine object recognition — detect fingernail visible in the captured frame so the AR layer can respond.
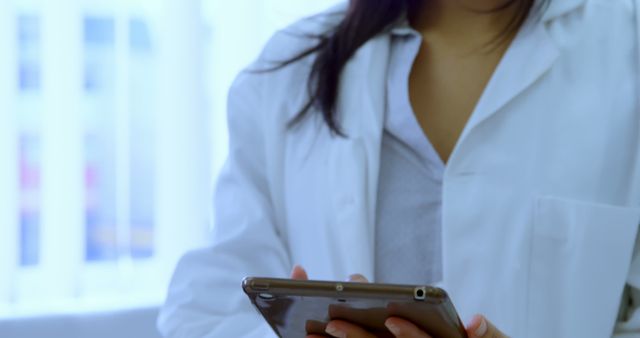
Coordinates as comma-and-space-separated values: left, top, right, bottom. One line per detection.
348, 274, 367, 282
474, 316, 488, 337
385, 321, 400, 335
325, 324, 345, 338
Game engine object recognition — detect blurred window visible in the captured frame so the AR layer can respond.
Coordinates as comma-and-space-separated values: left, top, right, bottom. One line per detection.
5, 2, 196, 315
2, 0, 340, 318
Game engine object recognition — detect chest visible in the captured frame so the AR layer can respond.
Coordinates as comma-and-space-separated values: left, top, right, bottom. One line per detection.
409, 40, 509, 163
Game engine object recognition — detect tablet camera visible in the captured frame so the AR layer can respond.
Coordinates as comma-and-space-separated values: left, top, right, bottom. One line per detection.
414, 287, 427, 301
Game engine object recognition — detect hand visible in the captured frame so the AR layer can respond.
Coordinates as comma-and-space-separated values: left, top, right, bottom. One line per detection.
291, 266, 509, 338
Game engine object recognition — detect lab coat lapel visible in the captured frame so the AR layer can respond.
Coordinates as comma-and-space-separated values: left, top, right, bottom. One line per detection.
458, 18, 560, 145
457, 0, 587, 143
328, 34, 390, 281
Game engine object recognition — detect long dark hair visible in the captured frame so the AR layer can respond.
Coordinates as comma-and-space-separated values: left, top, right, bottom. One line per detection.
274, 0, 550, 136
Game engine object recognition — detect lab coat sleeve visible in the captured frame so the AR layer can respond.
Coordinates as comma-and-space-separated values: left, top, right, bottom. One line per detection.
615, 0, 640, 336
156, 68, 291, 338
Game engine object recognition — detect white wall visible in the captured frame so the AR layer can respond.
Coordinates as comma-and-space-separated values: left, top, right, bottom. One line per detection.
154, 0, 211, 289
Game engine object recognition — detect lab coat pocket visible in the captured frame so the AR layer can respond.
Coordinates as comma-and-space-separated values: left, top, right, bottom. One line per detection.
527, 196, 640, 338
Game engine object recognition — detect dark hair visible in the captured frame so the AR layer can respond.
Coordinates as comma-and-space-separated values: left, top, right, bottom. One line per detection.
275, 0, 550, 136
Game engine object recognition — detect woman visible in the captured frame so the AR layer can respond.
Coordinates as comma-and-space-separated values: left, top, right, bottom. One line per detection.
158, 0, 640, 337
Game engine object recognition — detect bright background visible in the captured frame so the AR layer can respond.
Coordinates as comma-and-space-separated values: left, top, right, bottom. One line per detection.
0, 0, 340, 337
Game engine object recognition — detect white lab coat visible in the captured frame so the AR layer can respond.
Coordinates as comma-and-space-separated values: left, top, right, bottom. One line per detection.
158, 0, 640, 337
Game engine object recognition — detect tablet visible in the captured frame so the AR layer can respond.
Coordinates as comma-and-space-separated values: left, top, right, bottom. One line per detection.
243, 277, 467, 338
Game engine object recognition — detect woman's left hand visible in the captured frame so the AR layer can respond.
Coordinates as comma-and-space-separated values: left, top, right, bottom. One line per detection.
291, 266, 508, 338
319, 314, 506, 338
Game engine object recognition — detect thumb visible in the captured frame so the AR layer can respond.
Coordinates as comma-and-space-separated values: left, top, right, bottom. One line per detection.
466, 315, 508, 338
348, 274, 369, 283
290, 265, 309, 280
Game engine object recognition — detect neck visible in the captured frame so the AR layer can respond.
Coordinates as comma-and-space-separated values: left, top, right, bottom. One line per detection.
410, 0, 522, 48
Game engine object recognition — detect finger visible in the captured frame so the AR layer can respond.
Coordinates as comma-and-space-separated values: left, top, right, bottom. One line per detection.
291, 265, 309, 280
466, 315, 508, 338
325, 319, 376, 338
385, 317, 431, 338
348, 274, 369, 283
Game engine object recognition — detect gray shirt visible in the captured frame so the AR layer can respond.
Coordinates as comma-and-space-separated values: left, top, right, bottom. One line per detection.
374, 23, 444, 285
